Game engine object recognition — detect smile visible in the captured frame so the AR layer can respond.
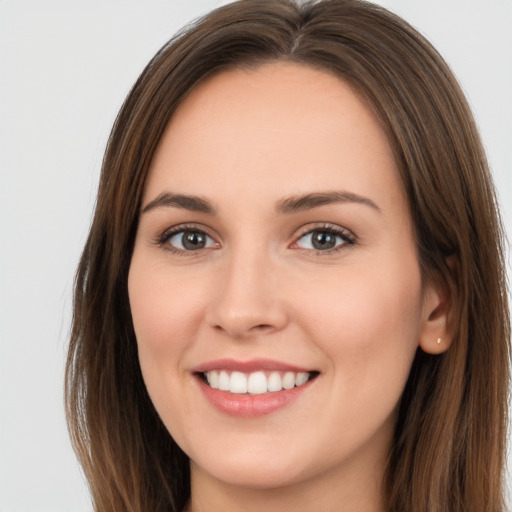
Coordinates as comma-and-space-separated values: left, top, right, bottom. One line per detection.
202, 370, 316, 395
193, 359, 319, 417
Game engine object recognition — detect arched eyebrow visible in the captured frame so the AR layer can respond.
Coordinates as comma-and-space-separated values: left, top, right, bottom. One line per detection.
142, 193, 216, 215
141, 190, 380, 215
275, 191, 381, 214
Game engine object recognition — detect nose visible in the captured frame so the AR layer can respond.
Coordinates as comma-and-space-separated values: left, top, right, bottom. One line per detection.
205, 247, 289, 339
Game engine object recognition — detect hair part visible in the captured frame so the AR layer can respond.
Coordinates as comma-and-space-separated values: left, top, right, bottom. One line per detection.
66, 1, 510, 511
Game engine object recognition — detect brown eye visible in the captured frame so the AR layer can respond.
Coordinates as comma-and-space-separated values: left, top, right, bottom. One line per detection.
310, 231, 337, 250
167, 230, 216, 251
295, 227, 354, 252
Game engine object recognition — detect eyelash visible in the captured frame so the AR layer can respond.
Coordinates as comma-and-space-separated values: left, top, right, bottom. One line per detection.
155, 223, 356, 256
293, 224, 356, 255
156, 224, 216, 256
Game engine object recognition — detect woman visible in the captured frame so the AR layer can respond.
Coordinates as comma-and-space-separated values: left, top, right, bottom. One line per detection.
66, 1, 510, 511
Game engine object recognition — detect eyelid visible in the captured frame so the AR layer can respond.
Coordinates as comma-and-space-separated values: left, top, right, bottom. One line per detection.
291, 223, 357, 253
153, 222, 356, 256
156, 223, 220, 254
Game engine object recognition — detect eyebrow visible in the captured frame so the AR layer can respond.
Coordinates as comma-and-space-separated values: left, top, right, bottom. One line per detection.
142, 193, 216, 215
275, 191, 381, 214
141, 190, 380, 216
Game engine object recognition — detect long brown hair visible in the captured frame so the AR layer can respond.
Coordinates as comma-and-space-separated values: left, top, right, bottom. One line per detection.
66, 1, 510, 511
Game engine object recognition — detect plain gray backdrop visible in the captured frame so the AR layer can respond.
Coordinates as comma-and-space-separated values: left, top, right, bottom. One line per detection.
1, 1, 511, 511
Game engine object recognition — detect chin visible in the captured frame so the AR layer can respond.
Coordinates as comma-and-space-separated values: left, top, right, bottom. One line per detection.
192, 454, 310, 490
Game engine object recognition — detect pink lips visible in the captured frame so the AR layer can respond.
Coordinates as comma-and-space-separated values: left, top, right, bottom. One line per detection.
192, 358, 317, 418
192, 358, 311, 374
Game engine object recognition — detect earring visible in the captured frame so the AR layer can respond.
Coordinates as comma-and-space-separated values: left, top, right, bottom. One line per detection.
436, 337, 442, 345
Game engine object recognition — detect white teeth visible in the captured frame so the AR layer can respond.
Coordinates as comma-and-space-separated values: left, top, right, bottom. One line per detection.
282, 371, 295, 390
230, 371, 248, 393
247, 371, 267, 395
267, 371, 282, 392
218, 370, 230, 391
203, 369, 314, 394
295, 372, 309, 386
207, 370, 219, 389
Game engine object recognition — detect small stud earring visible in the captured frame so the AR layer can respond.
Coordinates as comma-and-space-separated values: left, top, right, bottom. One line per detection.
436, 337, 442, 345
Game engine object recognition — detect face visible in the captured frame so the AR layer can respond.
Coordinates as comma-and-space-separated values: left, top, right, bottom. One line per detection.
128, 63, 440, 495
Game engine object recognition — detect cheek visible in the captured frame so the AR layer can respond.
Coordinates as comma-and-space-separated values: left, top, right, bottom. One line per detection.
127, 258, 214, 439
291, 258, 423, 394
289, 262, 423, 461
128, 257, 208, 377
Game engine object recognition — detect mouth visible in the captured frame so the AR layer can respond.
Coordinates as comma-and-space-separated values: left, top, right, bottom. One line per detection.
197, 369, 320, 395
192, 358, 320, 417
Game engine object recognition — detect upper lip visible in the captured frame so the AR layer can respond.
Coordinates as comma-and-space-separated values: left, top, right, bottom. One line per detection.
192, 358, 315, 374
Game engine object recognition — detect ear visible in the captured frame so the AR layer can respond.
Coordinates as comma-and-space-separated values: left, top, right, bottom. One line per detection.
419, 260, 457, 355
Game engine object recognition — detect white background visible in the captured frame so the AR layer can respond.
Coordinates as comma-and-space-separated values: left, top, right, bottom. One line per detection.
1, 1, 511, 511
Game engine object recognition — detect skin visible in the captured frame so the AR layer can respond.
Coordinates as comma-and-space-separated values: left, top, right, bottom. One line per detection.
128, 62, 450, 512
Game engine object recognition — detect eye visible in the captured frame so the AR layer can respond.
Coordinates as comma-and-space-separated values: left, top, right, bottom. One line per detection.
295, 226, 355, 252
162, 228, 218, 252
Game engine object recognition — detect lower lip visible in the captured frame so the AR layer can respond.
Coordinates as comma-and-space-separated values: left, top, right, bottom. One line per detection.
196, 376, 315, 418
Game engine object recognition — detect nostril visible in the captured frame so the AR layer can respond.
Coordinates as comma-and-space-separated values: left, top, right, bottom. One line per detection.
252, 324, 273, 331
213, 322, 274, 337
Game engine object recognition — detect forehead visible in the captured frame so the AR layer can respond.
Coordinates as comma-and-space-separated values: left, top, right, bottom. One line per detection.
144, 62, 404, 214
